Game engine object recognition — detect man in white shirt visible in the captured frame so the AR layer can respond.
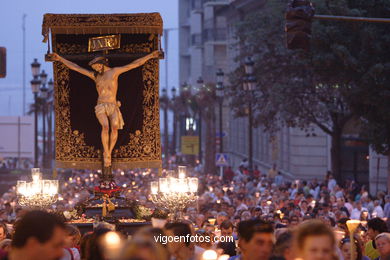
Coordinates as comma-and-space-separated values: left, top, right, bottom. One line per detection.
384, 195, 390, 218
372, 200, 384, 218
350, 200, 369, 220
327, 174, 337, 192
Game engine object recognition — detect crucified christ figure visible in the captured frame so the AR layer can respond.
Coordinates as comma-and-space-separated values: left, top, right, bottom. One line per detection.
49, 51, 159, 167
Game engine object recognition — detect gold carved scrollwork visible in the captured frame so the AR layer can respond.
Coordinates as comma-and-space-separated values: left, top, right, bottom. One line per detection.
56, 42, 153, 55
112, 59, 161, 161
54, 63, 100, 163
122, 42, 153, 54
56, 43, 87, 55
42, 13, 163, 42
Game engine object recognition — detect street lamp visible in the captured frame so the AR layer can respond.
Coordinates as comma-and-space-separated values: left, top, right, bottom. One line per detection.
31, 58, 41, 77
244, 56, 256, 173
40, 71, 48, 169
216, 69, 224, 154
196, 77, 204, 164
47, 79, 54, 169
162, 88, 169, 168
30, 58, 41, 168
171, 86, 177, 156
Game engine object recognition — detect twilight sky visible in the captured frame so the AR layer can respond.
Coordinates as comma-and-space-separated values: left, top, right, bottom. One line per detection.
0, 0, 178, 116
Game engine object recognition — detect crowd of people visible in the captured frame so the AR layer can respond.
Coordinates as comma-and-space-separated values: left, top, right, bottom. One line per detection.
0, 165, 390, 260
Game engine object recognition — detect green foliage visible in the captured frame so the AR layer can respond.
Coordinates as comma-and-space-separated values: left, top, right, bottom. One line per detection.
228, 0, 390, 151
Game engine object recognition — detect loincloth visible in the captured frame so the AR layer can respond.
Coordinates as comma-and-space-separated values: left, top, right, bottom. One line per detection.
94, 101, 124, 129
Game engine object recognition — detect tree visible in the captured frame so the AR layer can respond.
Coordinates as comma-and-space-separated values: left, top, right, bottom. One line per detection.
344, 0, 390, 190
228, 0, 390, 183
175, 84, 217, 174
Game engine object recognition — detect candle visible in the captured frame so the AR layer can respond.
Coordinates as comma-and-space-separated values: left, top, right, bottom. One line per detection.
16, 181, 27, 196
178, 166, 186, 178
159, 178, 169, 193
189, 178, 198, 192
151, 181, 158, 194
31, 168, 41, 182
49, 180, 59, 195
177, 178, 188, 193
202, 250, 218, 260
218, 255, 230, 260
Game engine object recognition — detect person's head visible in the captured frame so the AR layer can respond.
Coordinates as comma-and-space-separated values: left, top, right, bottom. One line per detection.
88, 57, 109, 73
119, 237, 169, 260
294, 220, 335, 260
164, 222, 193, 257
336, 197, 345, 207
273, 231, 294, 260
367, 218, 388, 240
87, 228, 112, 260
337, 218, 350, 234
376, 233, 390, 257
11, 210, 67, 260
217, 212, 228, 225
355, 201, 362, 210
220, 220, 234, 237
0, 239, 12, 253
63, 224, 81, 248
195, 214, 205, 227
290, 216, 299, 227
282, 217, 290, 226
241, 211, 252, 221
339, 237, 363, 260
237, 219, 274, 260
0, 222, 8, 241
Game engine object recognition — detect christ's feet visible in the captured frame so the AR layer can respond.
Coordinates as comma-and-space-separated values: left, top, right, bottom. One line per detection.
103, 152, 111, 167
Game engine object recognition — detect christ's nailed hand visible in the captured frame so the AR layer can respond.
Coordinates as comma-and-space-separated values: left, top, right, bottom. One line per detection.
46, 53, 61, 62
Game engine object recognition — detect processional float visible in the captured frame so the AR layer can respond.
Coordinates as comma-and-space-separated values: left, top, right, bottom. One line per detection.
42, 13, 163, 219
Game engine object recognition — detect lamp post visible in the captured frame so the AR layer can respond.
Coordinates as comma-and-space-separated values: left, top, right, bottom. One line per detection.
216, 68, 224, 154
244, 56, 256, 173
196, 77, 204, 164
47, 79, 54, 169
30, 59, 41, 168
40, 70, 48, 168
171, 86, 177, 157
216, 69, 224, 178
162, 88, 169, 168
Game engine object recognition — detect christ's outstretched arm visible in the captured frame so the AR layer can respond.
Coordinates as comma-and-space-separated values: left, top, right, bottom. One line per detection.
49, 53, 94, 80
113, 50, 160, 76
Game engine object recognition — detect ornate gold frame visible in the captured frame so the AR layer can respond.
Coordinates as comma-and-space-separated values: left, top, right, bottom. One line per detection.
54, 59, 161, 169
44, 13, 163, 169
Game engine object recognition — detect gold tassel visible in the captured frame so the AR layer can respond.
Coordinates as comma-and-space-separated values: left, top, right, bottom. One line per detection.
102, 200, 107, 217
108, 200, 115, 212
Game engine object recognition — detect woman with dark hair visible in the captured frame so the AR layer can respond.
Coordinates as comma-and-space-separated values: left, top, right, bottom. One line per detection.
339, 237, 370, 260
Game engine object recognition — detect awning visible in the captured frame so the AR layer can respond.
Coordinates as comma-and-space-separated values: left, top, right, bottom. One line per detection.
42, 13, 163, 42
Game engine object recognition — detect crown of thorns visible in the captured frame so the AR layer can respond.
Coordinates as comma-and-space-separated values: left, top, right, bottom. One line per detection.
88, 56, 108, 66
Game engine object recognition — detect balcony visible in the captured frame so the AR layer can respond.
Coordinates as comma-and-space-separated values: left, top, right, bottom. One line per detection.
203, 28, 227, 43
191, 0, 203, 12
191, 33, 203, 47
203, 0, 230, 6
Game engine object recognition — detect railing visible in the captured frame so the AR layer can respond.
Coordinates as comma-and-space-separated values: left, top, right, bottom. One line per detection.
203, 0, 230, 4
191, 33, 203, 46
191, 0, 203, 11
203, 28, 227, 42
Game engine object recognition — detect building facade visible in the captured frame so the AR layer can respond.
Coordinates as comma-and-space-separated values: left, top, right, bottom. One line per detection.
178, 0, 384, 194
